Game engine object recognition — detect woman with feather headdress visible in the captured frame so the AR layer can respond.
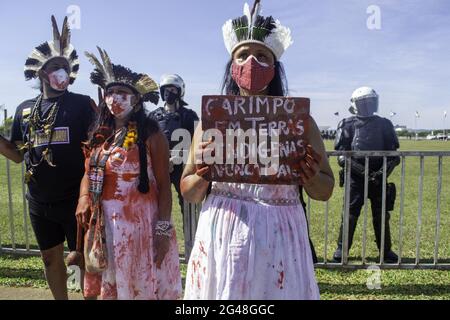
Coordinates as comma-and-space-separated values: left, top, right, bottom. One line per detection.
180, 1, 334, 300
77, 47, 182, 300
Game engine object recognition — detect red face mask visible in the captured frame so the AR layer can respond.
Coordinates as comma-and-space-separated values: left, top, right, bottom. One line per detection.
231, 56, 275, 93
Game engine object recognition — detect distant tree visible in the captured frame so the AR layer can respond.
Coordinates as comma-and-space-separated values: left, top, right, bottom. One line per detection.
0, 117, 13, 136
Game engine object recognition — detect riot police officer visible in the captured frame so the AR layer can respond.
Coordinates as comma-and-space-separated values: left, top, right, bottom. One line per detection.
150, 74, 199, 220
333, 87, 400, 263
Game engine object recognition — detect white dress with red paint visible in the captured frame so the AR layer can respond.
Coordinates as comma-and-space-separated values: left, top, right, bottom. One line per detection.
84, 143, 182, 300
184, 182, 320, 300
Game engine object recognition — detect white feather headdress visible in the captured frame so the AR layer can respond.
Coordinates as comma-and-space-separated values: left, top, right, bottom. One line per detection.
222, 0, 293, 60
24, 16, 79, 84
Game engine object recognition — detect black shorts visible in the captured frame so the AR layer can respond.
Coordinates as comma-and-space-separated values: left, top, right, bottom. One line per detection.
28, 198, 78, 251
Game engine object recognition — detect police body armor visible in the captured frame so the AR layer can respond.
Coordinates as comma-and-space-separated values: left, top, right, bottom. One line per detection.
335, 115, 400, 211
338, 116, 398, 169
150, 106, 198, 151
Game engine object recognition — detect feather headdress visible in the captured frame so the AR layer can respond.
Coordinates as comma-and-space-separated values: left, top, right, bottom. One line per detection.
222, 0, 293, 60
85, 47, 159, 105
24, 15, 79, 84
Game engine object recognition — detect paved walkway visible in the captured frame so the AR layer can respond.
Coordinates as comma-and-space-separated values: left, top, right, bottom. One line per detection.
0, 286, 83, 300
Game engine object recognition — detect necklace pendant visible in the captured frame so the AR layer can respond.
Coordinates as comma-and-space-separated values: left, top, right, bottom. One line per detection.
24, 169, 34, 184
43, 148, 56, 167
18, 142, 30, 151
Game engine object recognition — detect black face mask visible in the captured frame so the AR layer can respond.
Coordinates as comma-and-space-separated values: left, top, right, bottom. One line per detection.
165, 91, 179, 105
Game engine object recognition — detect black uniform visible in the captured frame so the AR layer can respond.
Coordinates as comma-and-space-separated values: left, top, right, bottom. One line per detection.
150, 106, 199, 217
10, 91, 95, 251
334, 115, 399, 257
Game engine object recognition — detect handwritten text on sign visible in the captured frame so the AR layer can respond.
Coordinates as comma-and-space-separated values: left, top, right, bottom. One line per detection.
201, 95, 310, 185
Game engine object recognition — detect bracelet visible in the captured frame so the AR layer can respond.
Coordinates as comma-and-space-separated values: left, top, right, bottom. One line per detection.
156, 230, 173, 237
79, 194, 89, 200
155, 221, 173, 237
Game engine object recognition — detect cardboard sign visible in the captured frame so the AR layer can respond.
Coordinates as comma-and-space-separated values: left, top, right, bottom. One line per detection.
201, 95, 310, 185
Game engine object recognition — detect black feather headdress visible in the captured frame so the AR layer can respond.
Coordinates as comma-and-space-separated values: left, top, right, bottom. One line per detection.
85, 47, 159, 105
24, 15, 79, 84
222, 0, 293, 60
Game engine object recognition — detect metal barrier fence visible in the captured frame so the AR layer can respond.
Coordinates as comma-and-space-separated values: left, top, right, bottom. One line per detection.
1, 151, 449, 270
320, 151, 450, 269
0, 160, 35, 256
182, 151, 450, 269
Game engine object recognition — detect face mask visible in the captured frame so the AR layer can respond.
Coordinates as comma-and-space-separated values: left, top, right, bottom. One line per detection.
231, 55, 275, 93
105, 93, 135, 119
47, 69, 70, 92
164, 91, 179, 105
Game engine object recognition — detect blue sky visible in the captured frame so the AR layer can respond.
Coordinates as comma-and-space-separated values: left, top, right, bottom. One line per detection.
0, 0, 449, 129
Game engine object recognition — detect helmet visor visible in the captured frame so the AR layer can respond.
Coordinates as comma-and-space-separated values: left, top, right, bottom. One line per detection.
354, 97, 378, 117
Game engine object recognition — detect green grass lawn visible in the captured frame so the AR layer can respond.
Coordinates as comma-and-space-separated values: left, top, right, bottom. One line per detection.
0, 140, 449, 299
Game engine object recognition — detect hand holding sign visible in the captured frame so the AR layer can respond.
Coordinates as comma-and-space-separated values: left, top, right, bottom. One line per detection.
201, 95, 311, 185
194, 139, 213, 179
299, 144, 322, 186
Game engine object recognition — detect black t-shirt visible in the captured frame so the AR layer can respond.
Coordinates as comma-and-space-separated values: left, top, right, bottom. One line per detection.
10, 91, 96, 203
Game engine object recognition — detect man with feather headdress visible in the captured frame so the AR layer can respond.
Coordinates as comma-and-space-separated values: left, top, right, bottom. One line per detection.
0, 16, 97, 299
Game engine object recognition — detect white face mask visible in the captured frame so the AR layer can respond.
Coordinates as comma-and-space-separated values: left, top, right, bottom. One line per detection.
47, 69, 70, 92
105, 93, 134, 119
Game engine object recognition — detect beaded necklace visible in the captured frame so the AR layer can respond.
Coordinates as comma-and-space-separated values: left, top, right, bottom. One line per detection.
88, 121, 139, 197
123, 122, 138, 150
23, 94, 62, 183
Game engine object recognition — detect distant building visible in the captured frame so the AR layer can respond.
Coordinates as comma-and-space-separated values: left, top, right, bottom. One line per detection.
394, 125, 407, 132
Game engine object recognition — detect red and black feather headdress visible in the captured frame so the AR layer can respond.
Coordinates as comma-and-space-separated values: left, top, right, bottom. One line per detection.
85, 47, 159, 105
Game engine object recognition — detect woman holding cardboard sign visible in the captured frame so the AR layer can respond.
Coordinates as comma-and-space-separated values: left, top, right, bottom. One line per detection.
181, 0, 334, 300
